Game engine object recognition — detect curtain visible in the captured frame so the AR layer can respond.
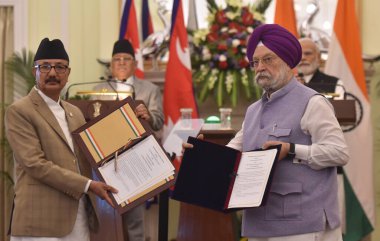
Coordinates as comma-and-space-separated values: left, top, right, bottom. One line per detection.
0, 6, 14, 241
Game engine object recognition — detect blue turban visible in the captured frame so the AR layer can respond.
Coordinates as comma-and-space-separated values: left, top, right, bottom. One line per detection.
246, 24, 301, 68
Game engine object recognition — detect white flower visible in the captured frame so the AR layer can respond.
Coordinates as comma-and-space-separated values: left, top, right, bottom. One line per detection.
232, 39, 240, 47
226, 11, 240, 20
225, 72, 234, 93
219, 55, 227, 62
208, 69, 219, 89
228, 28, 238, 34
226, 0, 242, 8
221, 27, 228, 32
202, 47, 210, 55
247, 27, 254, 33
202, 53, 212, 60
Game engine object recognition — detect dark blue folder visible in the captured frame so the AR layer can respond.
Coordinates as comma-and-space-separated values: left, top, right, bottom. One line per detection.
172, 137, 280, 212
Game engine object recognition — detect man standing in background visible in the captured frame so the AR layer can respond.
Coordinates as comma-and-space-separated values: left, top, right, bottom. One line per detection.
94, 39, 164, 241
297, 37, 345, 99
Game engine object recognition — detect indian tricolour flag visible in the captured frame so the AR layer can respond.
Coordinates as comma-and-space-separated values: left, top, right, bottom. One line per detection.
324, 0, 375, 240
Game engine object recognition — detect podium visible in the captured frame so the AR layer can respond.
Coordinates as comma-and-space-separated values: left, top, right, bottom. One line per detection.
330, 99, 356, 125
176, 129, 240, 241
66, 99, 122, 121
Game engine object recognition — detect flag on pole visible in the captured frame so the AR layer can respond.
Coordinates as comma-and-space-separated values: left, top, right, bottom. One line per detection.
274, 0, 299, 38
163, 0, 198, 168
120, 0, 144, 79
142, 0, 154, 41
325, 0, 374, 240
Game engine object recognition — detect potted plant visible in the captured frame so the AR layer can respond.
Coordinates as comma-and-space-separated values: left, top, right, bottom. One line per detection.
1, 49, 35, 187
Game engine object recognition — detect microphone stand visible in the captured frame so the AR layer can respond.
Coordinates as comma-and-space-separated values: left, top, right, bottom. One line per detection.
100, 77, 121, 101
108, 78, 136, 100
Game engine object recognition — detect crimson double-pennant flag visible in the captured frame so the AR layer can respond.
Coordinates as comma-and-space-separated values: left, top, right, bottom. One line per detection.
119, 0, 144, 79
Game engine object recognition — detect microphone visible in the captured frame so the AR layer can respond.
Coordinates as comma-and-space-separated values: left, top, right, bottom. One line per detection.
65, 79, 110, 100
107, 78, 136, 100
100, 76, 120, 101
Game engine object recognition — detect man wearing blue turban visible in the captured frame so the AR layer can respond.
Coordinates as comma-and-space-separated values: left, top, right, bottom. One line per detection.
225, 24, 349, 240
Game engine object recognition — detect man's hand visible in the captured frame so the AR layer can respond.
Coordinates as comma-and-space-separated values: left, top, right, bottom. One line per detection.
135, 103, 152, 125
89, 181, 118, 208
262, 140, 290, 161
181, 134, 204, 155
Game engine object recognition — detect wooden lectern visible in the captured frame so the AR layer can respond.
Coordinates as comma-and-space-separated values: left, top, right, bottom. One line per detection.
67, 99, 125, 241
66, 99, 122, 122
176, 129, 240, 241
330, 99, 356, 125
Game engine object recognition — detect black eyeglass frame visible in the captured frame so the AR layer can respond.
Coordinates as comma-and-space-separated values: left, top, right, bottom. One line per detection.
34, 64, 69, 74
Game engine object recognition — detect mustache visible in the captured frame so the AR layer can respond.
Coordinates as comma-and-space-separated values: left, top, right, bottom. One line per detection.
255, 71, 271, 80
298, 61, 310, 66
45, 77, 60, 84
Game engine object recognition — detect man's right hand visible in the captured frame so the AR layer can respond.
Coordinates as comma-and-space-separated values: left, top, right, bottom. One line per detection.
89, 181, 118, 208
181, 134, 204, 155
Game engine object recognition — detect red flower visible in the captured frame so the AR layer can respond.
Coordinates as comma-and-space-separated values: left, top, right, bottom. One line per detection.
231, 47, 238, 54
218, 61, 228, 69
242, 8, 254, 25
229, 22, 239, 31
215, 10, 228, 24
207, 32, 218, 42
217, 43, 228, 51
210, 24, 219, 33
238, 59, 249, 68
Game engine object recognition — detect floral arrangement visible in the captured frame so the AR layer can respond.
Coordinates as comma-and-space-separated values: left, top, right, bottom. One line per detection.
191, 0, 266, 106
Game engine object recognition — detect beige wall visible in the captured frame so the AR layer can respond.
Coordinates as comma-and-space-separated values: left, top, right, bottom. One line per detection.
28, 0, 119, 88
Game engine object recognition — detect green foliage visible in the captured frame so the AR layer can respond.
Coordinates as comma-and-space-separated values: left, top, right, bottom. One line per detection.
254, 0, 273, 14
1, 48, 35, 188
191, 0, 264, 107
5, 48, 36, 91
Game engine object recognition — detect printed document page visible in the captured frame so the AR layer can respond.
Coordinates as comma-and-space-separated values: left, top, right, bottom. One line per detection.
227, 148, 277, 208
99, 135, 175, 204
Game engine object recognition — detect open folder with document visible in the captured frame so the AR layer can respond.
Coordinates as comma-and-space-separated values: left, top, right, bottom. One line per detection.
172, 137, 280, 212
72, 97, 175, 214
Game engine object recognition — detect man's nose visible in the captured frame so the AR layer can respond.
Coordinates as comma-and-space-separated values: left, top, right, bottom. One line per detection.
48, 67, 57, 76
255, 61, 266, 72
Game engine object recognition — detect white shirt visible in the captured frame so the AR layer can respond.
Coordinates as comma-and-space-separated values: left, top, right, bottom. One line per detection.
11, 89, 91, 241
227, 95, 349, 170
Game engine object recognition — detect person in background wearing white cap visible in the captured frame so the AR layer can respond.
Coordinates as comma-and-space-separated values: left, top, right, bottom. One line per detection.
5, 38, 118, 241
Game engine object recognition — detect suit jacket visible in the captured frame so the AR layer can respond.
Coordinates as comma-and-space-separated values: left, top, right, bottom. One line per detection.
94, 77, 164, 131
5, 88, 98, 237
306, 69, 339, 93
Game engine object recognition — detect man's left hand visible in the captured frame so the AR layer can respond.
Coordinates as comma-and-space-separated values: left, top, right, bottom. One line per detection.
135, 103, 152, 124
262, 141, 290, 161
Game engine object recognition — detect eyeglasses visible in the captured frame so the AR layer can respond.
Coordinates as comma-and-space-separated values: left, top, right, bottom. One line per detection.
112, 57, 134, 63
34, 64, 69, 74
249, 55, 278, 69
